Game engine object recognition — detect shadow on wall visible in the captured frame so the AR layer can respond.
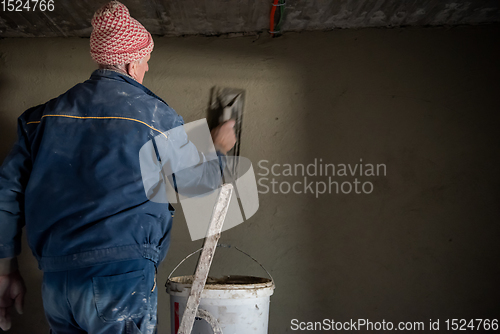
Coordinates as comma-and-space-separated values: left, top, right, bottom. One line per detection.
0, 74, 18, 163
298, 26, 500, 326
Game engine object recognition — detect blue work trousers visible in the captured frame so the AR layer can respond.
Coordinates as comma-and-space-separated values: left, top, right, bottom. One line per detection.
42, 259, 158, 334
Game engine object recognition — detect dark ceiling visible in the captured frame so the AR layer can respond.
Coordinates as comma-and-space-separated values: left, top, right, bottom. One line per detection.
0, 0, 499, 38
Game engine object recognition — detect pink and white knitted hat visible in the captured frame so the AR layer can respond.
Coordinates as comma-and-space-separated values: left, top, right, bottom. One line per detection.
90, 1, 154, 65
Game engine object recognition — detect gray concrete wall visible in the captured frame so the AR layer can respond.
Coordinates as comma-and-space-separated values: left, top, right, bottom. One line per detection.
0, 25, 499, 333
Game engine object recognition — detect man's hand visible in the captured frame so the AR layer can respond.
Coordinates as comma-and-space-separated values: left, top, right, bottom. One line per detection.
211, 119, 237, 155
0, 271, 25, 331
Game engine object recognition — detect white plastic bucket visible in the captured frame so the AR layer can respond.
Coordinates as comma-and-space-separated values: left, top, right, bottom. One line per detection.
165, 245, 275, 334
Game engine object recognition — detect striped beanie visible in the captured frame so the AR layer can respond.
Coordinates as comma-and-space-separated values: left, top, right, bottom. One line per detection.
90, 1, 154, 65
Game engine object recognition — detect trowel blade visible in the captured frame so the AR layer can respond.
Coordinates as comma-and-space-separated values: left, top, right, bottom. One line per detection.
208, 87, 245, 177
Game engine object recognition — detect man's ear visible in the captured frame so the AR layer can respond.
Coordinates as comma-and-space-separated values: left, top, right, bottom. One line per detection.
126, 62, 137, 79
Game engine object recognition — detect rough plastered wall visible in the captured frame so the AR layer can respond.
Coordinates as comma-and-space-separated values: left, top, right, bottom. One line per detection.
0, 25, 499, 333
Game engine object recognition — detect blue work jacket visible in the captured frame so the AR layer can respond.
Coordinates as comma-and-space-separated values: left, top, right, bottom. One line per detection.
0, 69, 207, 272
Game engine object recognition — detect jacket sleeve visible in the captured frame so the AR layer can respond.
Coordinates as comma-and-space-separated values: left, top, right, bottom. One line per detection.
0, 119, 31, 259
155, 125, 224, 197
139, 123, 226, 204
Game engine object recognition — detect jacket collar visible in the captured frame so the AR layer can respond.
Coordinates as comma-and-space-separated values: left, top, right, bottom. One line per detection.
89, 69, 168, 105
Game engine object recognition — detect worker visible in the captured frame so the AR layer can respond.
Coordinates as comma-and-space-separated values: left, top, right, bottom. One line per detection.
0, 1, 236, 333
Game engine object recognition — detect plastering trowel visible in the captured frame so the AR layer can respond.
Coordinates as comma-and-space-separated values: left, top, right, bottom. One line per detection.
208, 87, 246, 178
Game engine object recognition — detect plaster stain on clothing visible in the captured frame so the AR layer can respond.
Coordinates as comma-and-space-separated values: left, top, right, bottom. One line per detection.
146, 321, 156, 334
116, 314, 128, 322
151, 103, 159, 119
115, 306, 129, 322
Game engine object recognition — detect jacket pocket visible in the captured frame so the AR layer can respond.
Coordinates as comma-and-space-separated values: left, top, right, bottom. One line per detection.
92, 269, 147, 322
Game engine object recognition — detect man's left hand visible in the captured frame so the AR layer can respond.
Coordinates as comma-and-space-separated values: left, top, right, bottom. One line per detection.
0, 270, 26, 331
